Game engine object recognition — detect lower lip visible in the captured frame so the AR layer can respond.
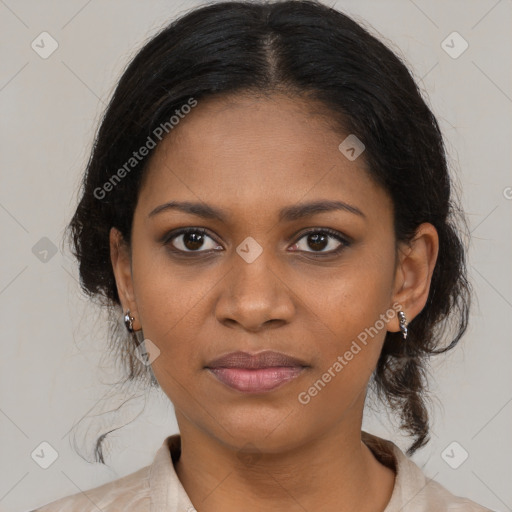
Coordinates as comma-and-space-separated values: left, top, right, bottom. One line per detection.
207, 366, 305, 393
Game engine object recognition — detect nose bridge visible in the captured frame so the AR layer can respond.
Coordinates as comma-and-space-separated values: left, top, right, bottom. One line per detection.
215, 236, 294, 330
233, 240, 279, 297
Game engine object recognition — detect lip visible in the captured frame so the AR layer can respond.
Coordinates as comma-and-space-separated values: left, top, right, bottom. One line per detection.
205, 350, 309, 393
208, 367, 306, 393
205, 350, 309, 369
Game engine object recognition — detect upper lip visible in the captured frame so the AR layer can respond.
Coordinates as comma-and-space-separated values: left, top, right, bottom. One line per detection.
205, 350, 309, 369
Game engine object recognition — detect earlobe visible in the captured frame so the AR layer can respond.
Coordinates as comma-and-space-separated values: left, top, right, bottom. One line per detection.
389, 223, 439, 333
109, 227, 140, 328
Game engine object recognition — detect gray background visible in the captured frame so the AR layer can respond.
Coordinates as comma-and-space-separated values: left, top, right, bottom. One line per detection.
0, 1, 511, 511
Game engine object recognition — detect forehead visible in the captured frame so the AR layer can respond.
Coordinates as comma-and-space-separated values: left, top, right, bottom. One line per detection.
137, 93, 392, 226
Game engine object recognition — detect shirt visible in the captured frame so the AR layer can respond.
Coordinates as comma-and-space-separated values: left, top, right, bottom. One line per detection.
31, 431, 493, 511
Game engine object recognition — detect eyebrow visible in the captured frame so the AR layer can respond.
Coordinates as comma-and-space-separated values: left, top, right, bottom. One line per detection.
148, 199, 366, 222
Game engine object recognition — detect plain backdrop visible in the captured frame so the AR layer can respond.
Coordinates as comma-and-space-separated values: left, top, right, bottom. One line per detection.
1, 1, 511, 511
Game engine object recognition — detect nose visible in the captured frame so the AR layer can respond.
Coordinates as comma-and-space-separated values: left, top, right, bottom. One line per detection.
214, 250, 295, 333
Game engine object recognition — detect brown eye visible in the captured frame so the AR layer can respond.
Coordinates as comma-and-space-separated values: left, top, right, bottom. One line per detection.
290, 229, 350, 255
166, 228, 222, 253
305, 232, 330, 251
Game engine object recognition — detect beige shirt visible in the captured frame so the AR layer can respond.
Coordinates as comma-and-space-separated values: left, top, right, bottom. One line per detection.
33, 432, 492, 511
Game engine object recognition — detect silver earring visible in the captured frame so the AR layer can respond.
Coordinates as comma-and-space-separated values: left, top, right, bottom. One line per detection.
122, 310, 158, 386
398, 310, 408, 340
124, 310, 135, 333
124, 310, 144, 343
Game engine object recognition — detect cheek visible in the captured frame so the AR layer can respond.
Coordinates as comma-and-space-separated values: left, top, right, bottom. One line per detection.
132, 239, 210, 336
295, 290, 392, 430
298, 251, 394, 344
322, 279, 392, 355
300, 252, 395, 392
130, 249, 212, 390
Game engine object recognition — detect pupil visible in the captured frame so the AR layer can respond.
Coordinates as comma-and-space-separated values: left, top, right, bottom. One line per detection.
309, 233, 327, 251
184, 232, 204, 250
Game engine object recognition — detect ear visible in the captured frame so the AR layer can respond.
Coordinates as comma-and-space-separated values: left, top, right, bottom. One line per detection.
388, 222, 439, 333
109, 227, 141, 331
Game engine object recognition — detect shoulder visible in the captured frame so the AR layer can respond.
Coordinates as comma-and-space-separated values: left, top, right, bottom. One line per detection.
415, 477, 495, 511
397, 452, 494, 511
362, 431, 495, 512
30, 435, 184, 512
31, 462, 152, 512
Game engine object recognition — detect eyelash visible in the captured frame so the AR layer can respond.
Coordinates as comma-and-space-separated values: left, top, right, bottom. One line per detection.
163, 227, 351, 257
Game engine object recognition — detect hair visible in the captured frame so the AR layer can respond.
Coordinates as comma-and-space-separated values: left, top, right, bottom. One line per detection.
65, 0, 471, 461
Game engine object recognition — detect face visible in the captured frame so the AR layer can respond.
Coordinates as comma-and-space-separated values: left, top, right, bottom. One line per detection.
111, 93, 415, 454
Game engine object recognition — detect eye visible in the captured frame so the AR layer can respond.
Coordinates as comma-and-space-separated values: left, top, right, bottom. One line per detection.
165, 228, 223, 253
289, 228, 350, 255
163, 227, 351, 257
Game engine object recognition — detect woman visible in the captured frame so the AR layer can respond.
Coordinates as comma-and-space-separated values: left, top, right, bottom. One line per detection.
32, 0, 492, 510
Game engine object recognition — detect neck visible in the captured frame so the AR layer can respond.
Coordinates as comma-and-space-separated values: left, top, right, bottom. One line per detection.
173, 413, 395, 512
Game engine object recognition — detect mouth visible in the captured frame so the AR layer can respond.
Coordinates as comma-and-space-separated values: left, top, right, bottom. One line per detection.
205, 350, 309, 393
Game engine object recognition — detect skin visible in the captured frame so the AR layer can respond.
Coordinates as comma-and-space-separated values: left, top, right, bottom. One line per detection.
110, 93, 439, 512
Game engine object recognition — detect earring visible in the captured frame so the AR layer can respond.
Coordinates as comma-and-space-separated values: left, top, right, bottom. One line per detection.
122, 310, 157, 386
398, 310, 408, 340
124, 309, 144, 344
124, 309, 135, 333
